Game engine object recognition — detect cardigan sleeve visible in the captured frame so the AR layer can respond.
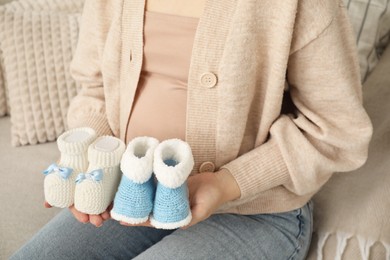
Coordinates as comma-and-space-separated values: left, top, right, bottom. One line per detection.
221, 4, 373, 203
67, 0, 113, 136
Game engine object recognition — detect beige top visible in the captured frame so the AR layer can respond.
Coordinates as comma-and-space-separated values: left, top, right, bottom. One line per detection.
69, 0, 372, 214
126, 11, 199, 143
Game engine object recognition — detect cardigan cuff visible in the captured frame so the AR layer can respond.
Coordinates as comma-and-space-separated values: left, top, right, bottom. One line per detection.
221, 138, 290, 201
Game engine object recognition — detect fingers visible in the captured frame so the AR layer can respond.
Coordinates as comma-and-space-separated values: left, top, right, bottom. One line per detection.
47, 201, 114, 227
100, 203, 113, 221
182, 216, 197, 229
101, 210, 110, 221
182, 205, 209, 229
69, 205, 89, 224
89, 204, 115, 226
67, 203, 115, 227
90, 215, 104, 227
107, 202, 114, 212
119, 220, 153, 228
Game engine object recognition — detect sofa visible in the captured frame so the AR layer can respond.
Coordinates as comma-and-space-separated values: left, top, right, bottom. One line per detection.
0, 0, 389, 259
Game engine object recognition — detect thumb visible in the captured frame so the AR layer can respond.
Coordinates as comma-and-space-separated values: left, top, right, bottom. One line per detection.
183, 204, 209, 229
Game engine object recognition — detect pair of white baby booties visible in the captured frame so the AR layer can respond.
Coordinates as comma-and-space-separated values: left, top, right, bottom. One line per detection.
43, 127, 194, 229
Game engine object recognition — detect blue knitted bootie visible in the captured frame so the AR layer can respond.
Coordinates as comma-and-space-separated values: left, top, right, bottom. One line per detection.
111, 136, 159, 224
150, 139, 194, 229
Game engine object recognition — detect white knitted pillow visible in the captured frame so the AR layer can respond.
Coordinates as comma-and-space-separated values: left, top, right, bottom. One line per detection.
0, 0, 84, 118
0, 54, 7, 116
343, 0, 390, 82
1, 10, 81, 146
0, 1, 11, 117
2, 0, 84, 12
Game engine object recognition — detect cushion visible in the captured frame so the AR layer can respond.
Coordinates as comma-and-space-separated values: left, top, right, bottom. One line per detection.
0, 0, 11, 117
343, 0, 390, 82
1, 0, 84, 12
0, 0, 85, 117
0, 8, 81, 146
0, 0, 14, 4
0, 54, 6, 116
306, 46, 390, 260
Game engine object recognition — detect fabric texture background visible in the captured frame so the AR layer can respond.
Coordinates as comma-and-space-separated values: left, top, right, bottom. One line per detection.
343, 0, 390, 81
0, 0, 84, 145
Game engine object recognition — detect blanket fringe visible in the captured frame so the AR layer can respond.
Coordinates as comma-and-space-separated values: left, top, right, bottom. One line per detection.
383, 242, 390, 260
335, 232, 352, 260
315, 232, 389, 260
357, 236, 375, 260
316, 232, 330, 260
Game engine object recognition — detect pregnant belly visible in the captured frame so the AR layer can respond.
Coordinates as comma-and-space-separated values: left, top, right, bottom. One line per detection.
126, 73, 187, 143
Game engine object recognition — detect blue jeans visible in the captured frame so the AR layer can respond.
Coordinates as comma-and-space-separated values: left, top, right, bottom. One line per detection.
11, 201, 313, 260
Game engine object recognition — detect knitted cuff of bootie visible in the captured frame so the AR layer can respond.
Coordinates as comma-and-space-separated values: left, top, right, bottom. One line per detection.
150, 139, 194, 229
153, 139, 194, 189
74, 135, 125, 215
43, 127, 97, 208
111, 136, 159, 224
57, 127, 97, 155
56, 127, 97, 171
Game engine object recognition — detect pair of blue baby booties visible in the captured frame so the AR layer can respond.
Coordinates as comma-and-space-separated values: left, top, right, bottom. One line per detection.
111, 137, 194, 230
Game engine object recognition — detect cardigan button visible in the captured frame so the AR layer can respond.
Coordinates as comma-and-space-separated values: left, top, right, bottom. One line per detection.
200, 72, 217, 88
199, 161, 216, 173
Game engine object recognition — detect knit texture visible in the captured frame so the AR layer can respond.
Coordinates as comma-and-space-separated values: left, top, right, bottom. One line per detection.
119, 136, 159, 183
74, 135, 125, 215
0, 0, 84, 145
69, 0, 372, 215
44, 127, 96, 208
0, 52, 6, 116
153, 139, 194, 189
0, 0, 84, 11
150, 180, 192, 230
150, 140, 194, 229
111, 176, 155, 224
111, 136, 159, 224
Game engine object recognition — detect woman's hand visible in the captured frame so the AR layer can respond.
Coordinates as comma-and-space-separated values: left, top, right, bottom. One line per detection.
44, 201, 112, 227
184, 169, 241, 228
119, 219, 153, 227
119, 169, 241, 229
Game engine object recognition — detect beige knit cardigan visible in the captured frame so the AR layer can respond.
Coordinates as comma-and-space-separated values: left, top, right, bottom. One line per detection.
68, 0, 373, 214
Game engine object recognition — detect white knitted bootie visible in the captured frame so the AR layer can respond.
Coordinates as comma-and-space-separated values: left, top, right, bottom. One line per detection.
43, 127, 97, 208
74, 135, 125, 215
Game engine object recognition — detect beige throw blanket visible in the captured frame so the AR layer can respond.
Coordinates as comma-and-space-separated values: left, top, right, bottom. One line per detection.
307, 46, 390, 260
